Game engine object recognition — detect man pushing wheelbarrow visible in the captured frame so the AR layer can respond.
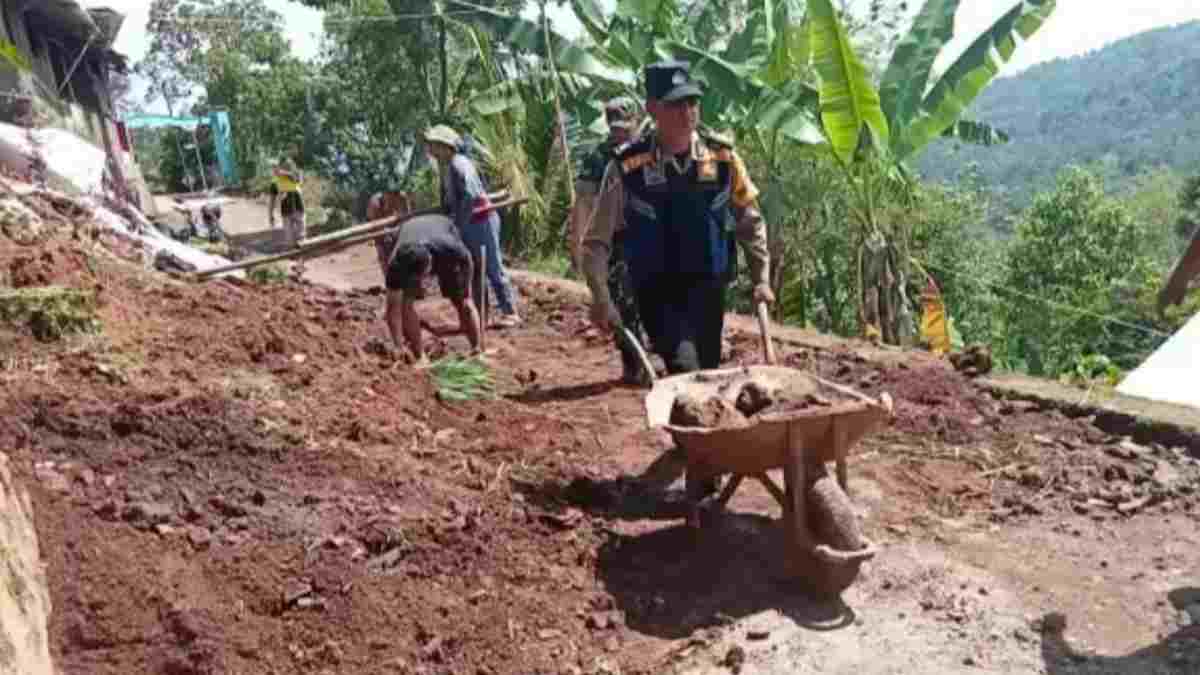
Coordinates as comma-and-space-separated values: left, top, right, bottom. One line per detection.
581, 61, 893, 597
580, 60, 774, 505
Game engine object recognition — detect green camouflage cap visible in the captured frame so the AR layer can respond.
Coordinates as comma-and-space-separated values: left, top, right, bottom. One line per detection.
604, 97, 638, 129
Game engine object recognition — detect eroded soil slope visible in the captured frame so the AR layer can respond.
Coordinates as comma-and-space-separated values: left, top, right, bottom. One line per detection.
2, 208, 1198, 674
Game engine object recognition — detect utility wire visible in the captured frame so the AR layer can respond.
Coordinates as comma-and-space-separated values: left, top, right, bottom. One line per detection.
913, 255, 1171, 339
156, 9, 492, 25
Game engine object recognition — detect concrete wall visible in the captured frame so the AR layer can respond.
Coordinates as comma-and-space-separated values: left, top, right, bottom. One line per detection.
0, 453, 57, 675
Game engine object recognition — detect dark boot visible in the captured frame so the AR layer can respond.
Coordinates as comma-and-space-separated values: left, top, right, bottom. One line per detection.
618, 341, 651, 385
621, 358, 653, 386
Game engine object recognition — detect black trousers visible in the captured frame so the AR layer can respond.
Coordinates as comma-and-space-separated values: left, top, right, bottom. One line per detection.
635, 276, 727, 375
609, 231, 646, 373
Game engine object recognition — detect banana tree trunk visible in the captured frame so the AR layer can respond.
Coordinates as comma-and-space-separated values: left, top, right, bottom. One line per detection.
859, 231, 915, 346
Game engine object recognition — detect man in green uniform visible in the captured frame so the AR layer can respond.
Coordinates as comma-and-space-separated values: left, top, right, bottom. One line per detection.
579, 60, 775, 511
569, 97, 650, 384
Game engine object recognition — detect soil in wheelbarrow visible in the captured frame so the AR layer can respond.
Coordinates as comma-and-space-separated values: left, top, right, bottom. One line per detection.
669, 377, 856, 429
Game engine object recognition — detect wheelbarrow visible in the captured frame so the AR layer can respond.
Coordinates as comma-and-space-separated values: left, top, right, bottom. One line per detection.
618, 304, 894, 596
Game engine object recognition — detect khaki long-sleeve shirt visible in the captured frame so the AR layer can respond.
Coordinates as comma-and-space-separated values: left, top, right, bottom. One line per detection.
580, 132, 771, 313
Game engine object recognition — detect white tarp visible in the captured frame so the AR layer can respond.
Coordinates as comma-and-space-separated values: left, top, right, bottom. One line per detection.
0, 123, 107, 195
88, 202, 243, 279
1117, 312, 1200, 410
0, 120, 240, 278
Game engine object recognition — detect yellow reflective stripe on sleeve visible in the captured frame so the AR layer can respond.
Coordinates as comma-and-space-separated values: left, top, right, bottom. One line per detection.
729, 152, 759, 208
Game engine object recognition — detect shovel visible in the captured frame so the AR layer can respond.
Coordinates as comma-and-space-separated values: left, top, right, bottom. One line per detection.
616, 301, 777, 388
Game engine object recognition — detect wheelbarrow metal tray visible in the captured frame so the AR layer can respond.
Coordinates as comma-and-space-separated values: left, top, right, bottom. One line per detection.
644, 365, 890, 475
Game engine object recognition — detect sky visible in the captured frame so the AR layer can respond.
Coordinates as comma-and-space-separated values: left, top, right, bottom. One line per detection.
91, 0, 1200, 115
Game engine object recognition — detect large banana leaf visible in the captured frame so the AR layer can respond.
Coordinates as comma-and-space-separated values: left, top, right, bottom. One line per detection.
723, 0, 775, 72
469, 73, 596, 116
617, 0, 669, 24
570, 0, 610, 46
895, 0, 1055, 160
659, 39, 756, 102
748, 81, 825, 145
617, 0, 679, 38
762, 17, 810, 88
448, 0, 633, 86
569, 0, 644, 70
879, 0, 961, 138
469, 80, 524, 116
807, 0, 889, 165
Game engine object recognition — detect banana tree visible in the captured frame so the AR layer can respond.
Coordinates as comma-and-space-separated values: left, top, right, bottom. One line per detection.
457, 0, 828, 299
806, 0, 1055, 344
454, 0, 825, 146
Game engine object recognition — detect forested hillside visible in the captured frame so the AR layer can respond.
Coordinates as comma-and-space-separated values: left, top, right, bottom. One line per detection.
918, 20, 1200, 212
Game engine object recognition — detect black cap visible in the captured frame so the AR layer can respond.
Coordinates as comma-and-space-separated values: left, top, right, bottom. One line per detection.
644, 60, 703, 102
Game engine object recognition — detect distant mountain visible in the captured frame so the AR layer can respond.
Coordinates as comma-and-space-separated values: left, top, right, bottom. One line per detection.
916, 20, 1200, 212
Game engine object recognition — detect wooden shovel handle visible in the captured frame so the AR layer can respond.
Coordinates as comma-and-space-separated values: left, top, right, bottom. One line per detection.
756, 301, 777, 365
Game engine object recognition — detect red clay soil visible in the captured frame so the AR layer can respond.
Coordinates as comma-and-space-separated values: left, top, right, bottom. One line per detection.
3, 212, 1200, 674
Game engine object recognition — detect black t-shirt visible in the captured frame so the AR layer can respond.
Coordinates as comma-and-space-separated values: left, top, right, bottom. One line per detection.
387, 214, 470, 265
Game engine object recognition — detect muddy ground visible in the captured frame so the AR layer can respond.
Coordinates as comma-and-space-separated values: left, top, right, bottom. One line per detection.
0, 194, 1198, 674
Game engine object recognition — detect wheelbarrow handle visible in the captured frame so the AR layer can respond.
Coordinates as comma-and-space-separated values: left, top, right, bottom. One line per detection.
617, 324, 657, 388
756, 301, 777, 365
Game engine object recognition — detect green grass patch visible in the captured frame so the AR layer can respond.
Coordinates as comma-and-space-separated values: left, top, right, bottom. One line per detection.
0, 286, 100, 341
248, 264, 288, 285
523, 254, 575, 280
430, 355, 496, 402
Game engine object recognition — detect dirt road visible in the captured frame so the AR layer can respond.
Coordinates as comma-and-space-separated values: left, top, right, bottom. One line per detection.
284, 205, 1200, 674
3, 195, 1197, 674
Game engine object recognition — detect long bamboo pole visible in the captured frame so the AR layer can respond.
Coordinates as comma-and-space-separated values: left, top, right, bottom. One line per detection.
193, 197, 528, 280
295, 189, 510, 249
192, 228, 379, 280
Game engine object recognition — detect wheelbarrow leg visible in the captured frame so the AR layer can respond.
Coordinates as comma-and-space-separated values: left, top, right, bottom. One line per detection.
715, 474, 743, 508
783, 424, 812, 566
685, 461, 722, 529
832, 416, 850, 497
688, 473, 742, 529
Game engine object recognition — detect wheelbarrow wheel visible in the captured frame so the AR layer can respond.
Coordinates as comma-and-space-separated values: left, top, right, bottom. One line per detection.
807, 463, 864, 552
794, 463, 875, 597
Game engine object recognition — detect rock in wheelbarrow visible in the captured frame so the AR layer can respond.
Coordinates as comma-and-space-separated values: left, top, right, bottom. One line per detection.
669, 393, 750, 429
796, 463, 872, 598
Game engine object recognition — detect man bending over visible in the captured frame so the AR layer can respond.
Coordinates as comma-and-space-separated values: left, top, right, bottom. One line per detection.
382, 213, 481, 366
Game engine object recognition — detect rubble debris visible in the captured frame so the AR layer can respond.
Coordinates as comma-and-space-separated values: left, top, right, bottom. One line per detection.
0, 197, 46, 245
154, 250, 198, 274
734, 380, 777, 416
722, 645, 747, 673
949, 343, 994, 377
670, 393, 748, 429
670, 381, 851, 429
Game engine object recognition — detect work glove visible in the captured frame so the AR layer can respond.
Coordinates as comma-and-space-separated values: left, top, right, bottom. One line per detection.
753, 283, 776, 305
590, 301, 621, 333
